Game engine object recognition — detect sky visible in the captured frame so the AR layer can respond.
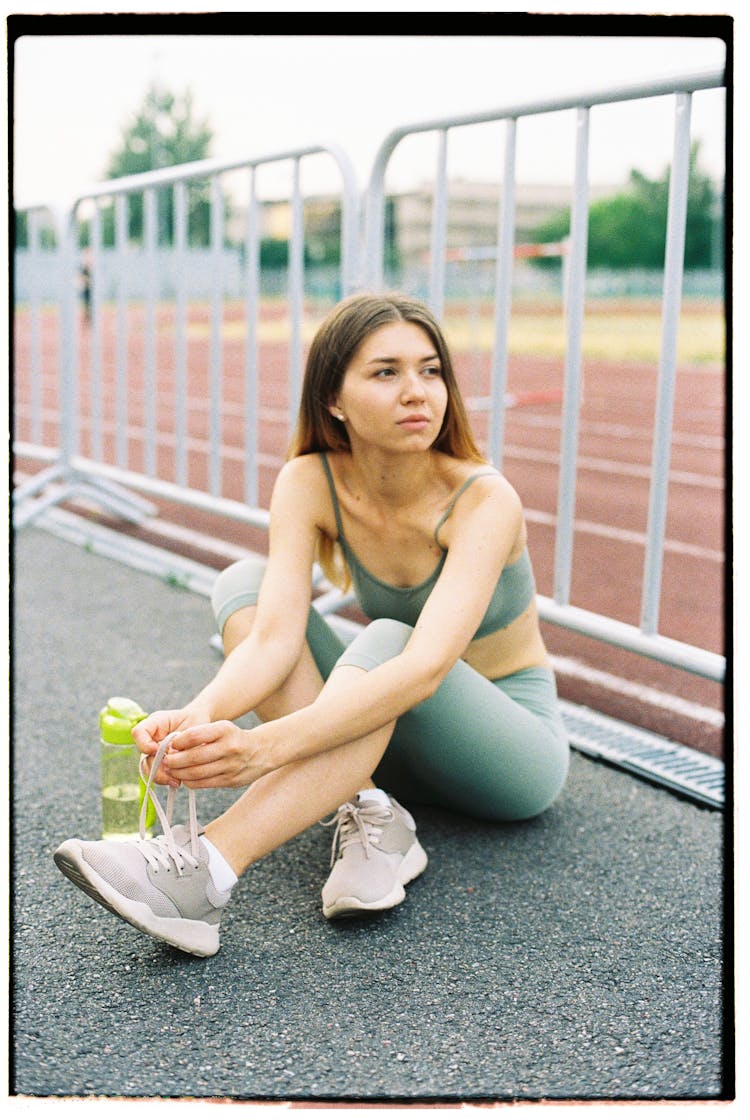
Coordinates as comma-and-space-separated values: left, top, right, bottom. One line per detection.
10, 16, 730, 210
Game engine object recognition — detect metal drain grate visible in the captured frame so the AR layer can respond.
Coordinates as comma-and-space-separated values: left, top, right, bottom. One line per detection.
560, 700, 725, 809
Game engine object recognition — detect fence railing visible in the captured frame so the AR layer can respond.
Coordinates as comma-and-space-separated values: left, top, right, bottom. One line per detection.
363, 67, 725, 682
12, 69, 726, 684
13, 142, 360, 525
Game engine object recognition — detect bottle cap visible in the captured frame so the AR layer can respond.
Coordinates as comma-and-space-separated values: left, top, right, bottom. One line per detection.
100, 696, 147, 744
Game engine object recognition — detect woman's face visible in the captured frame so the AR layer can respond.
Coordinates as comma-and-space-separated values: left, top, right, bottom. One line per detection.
330, 321, 448, 454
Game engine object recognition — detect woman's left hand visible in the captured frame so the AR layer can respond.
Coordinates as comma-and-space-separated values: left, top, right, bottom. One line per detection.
157, 720, 273, 789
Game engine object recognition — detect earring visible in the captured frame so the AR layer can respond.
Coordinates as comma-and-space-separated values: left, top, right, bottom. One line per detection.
336, 412, 346, 421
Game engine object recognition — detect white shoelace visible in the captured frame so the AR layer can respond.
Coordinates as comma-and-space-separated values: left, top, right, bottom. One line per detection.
321, 801, 393, 868
135, 734, 200, 875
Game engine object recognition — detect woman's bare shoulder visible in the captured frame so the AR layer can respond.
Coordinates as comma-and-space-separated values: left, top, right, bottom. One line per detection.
272, 453, 337, 533
437, 454, 514, 494
437, 458, 524, 546
277, 452, 323, 482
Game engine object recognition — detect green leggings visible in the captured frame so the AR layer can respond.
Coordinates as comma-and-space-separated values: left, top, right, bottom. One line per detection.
212, 559, 570, 822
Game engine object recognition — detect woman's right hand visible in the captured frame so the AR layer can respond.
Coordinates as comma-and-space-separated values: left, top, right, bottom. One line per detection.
133, 706, 213, 786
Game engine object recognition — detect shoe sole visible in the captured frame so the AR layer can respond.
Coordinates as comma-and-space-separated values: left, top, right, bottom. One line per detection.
322, 839, 428, 920
53, 839, 220, 957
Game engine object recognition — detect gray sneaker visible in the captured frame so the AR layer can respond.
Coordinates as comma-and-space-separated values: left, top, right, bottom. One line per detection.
321, 795, 427, 919
53, 737, 231, 957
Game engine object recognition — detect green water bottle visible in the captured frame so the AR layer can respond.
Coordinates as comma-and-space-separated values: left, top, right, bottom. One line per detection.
100, 697, 156, 841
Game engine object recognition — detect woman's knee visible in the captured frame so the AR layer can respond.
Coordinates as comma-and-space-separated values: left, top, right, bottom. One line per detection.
211, 556, 267, 635
334, 618, 413, 673
453, 733, 569, 823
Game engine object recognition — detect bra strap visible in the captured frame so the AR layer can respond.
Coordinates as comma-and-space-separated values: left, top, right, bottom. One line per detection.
319, 452, 346, 540
434, 470, 499, 544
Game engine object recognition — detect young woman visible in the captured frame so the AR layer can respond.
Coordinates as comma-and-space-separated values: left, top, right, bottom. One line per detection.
54, 292, 569, 957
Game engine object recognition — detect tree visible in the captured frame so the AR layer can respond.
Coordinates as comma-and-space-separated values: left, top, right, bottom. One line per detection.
99, 83, 214, 246
529, 142, 720, 271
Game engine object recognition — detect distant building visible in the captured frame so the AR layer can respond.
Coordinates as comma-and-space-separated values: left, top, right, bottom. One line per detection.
388, 179, 619, 264
243, 179, 619, 268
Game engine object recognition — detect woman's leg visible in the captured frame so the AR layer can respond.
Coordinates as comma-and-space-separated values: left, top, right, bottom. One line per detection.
379, 665, 569, 821
204, 560, 392, 874
204, 665, 397, 875
336, 618, 570, 822
212, 557, 344, 721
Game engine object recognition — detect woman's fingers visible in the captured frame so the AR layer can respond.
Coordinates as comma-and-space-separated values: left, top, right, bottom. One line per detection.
165, 723, 237, 771
133, 711, 184, 754
160, 722, 249, 788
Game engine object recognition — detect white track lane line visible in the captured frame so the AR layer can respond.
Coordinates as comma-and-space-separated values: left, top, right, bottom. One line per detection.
502, 442, 724, 489
551, 654, 724, 728
502, 411, 725, 452
524, 508, 723, 563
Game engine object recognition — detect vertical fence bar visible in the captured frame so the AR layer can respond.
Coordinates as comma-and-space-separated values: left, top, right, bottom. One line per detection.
553, 106, 590, 605
640, 92, 693, 635
174, 181, 188, 488
363, 131, 404, 291
288, 158, 305, 426
28, 209, 42, 445
115, 194, 129, 468
338, 168, 360, 297
57, 205, 79, 469
209, 176, 224, 496
488, 118, 518, 468
143, 187, 158, 476
428, 129, 449, 319
90, 203, 103, 461
363, 168, 386, 290
244, 167, 260, 505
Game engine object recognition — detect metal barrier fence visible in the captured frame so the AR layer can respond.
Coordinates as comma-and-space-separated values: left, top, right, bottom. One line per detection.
13, 142, 360, 531
12, 69, 726, 685
364, 67, 725, 682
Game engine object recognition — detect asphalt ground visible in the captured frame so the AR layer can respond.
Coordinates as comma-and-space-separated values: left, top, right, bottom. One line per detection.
9, 526, 731, 1105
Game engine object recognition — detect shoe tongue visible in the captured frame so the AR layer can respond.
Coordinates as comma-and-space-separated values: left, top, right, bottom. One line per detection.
356, 789, 390, 809
170, 824, 199, 852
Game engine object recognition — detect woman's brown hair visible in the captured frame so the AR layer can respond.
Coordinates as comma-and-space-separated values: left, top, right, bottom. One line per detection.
287, 292, 487, 588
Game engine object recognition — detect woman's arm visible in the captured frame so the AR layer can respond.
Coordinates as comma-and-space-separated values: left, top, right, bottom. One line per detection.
164, 474, 524, 787
133, 456, 324, 755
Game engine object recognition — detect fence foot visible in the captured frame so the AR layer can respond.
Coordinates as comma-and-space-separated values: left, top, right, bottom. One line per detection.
12, 461, 67, 507
12, 464, 157, 531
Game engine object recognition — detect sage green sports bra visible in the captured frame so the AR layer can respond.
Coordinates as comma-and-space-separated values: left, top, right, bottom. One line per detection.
319, 453, 536, 639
